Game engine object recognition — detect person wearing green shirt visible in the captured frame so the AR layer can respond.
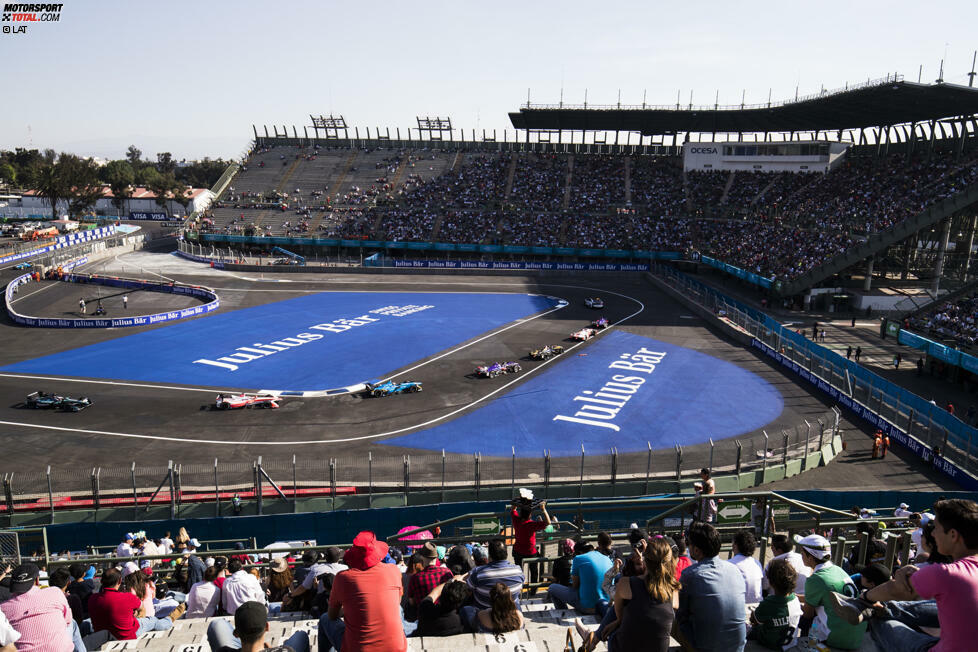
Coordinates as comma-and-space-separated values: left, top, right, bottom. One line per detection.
795, 534, 866, 650
750, 557, 802, 650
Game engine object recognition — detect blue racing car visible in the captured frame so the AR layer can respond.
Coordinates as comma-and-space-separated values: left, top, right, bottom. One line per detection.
13, 262, 33, 270
365, 380, 423, 397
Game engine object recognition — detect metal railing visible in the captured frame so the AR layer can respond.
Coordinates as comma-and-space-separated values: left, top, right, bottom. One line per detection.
655, 264, 978, 480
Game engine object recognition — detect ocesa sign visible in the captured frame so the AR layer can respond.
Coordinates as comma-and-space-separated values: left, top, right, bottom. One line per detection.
688, 147, 718, 154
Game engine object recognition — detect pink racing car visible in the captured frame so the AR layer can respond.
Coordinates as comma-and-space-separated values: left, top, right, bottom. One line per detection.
215, 393, 280, 409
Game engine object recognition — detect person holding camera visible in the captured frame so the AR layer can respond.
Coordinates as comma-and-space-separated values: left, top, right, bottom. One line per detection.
511, 491, 552, 592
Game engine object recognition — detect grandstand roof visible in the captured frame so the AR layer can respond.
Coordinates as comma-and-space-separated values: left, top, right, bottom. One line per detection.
508, 81, 978, 135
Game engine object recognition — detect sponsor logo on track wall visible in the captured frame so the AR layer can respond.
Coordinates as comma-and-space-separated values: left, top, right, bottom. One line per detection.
390, 260, 650, 271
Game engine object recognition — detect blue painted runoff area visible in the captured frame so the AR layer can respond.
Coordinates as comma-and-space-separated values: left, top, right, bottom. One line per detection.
384, 331, 784, 456
1, 292, 559, 390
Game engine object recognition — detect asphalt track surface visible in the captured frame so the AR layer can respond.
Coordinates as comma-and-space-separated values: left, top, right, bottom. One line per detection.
0, 252, 959, 491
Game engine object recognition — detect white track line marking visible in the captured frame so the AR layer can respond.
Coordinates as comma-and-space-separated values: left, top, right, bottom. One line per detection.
10, 283, 56, 304
0, 288, 645, 445
0, 373, 223, 394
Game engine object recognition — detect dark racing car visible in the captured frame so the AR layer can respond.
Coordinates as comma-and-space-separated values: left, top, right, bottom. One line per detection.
529, 345, 564, 360
365, 380, 423, 397
592, 317, 609, 329
25, 391, 93, 412
475, 362, 522, 378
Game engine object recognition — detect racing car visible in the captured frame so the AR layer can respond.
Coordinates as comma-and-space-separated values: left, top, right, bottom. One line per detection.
584, 297, 604, 309
215, 393, 280, 409
475, 362, 522, 378
365, 380, 423, 397
591, 317, 609, 329
570, 328, 597, 341
13, 262, 33, 270
25, 391, 93, 412
529, 345, 564, 360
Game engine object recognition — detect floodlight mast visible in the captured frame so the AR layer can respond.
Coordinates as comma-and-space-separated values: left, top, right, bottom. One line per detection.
415, 116, 453, 141
310, 115, 348, 140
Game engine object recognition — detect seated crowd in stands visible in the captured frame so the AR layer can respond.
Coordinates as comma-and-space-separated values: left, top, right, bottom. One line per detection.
908, 292, 978, 349
198, 144, 978, 282
1, 498, 973, 652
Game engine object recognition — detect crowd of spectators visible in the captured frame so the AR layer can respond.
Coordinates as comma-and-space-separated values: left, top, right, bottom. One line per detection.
907, 292, 978, 349
0, 497, 974, 652
195, 144, 978, 281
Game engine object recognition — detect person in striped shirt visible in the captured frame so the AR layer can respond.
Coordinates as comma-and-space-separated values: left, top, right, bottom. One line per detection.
463, 539, 524, 609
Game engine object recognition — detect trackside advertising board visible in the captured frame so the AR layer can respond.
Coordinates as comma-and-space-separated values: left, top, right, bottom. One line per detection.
390, 260, 650, 271
752, 339, 978, 490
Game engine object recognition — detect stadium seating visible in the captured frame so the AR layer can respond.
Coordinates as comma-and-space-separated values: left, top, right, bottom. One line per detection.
199, 144, 978, 280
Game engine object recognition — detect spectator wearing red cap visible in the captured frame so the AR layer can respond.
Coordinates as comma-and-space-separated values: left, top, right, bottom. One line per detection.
319, 531, 406, 652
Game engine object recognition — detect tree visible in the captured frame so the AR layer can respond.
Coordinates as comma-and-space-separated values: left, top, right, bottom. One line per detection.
156, 152, 175, 175
170, 178, 192, 216
30, 160, 64, 220
104, 160, 135, 217
148, 172, 177, 216
126, 145, 142, 167
0, 162, 15, 186
136, 166, 161, 187
58, 154, 103, 219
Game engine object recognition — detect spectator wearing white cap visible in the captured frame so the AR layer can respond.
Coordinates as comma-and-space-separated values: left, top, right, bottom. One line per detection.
795, 534, 866, 649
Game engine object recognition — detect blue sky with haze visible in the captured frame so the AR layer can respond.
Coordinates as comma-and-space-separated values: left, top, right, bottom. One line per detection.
1, 0, 975, 160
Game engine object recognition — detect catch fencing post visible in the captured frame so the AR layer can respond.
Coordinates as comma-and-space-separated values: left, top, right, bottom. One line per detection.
369, 452, 374, 508
610, 447, 618, 494
474, 453, 481, 501
804, 420, 812, 463
579, 444, 586, 498
329, 459, 336, 510
255, 458, 263, 516
403, 455, 411, 504
292, 455, 297, 513
674, 444, 683, 490
818, 418, 826, 451
47, 466, 55, 524
782, 430, 789, 468
130, 462, 138, 521
213, 458, 220, 517
511, 447, 516, 498
762, 432, 769, 475
708, 438, 714, 473
735, 440, 743, 475
2, 474, 13, 515
92, 467, 102, 514
543, 450, 551, 499
645, 442, 652, 495
440, 450, 445, 504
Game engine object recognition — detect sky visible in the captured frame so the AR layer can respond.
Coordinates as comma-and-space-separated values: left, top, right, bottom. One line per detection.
1, 0, 976, 161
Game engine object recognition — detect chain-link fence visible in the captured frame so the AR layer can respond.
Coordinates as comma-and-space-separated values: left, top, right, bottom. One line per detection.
0, 531, 20, 566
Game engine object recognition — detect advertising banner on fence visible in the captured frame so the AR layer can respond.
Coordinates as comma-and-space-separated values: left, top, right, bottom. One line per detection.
128, 212, 169, 221
751, 339, 977, 490
389, 260, 651, 271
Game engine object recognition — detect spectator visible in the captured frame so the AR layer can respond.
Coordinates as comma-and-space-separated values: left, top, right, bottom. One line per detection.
510, 494, 551, 590
0, 608, 18, 651
174, 527, 191, 552
293, 550, 319, 587
265, 558, 293, 603
673, 534, 693, 580
749, 557, 802, 650
89, 565, 185, 640
794, 533, 866, 649
730, 529, 765, 604
764, 534, 810, 597
285, 547, 346, 611
207, 600, 309, 652
186, 566, 221, 618
405, 542, 452, 620
460, 582, 524, 635
319, 531, 406, 652
829, 498, 978, 652
47, 568, 84, 626
444, 545, 475, 576
184, 540, 206, 590
222, 559, 266, 616
414, 578, 468, 638
547, 539, 612, 615
677, 522, 747, 652
596, 531, 622, 564
0, 563, 80, 652
696, 468, 718, 523
65, 563, 95, 619
115, 533, 135, 558
465, 538, 524, 609
551, 539, 576, 587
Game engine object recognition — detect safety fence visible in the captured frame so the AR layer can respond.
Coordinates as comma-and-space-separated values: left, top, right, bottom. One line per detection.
1, 401, 838, 522
654, 264, 978, 488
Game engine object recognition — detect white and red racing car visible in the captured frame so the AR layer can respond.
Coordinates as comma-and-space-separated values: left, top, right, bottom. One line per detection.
215, 393, 280, 409
570, 328, 597, 341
